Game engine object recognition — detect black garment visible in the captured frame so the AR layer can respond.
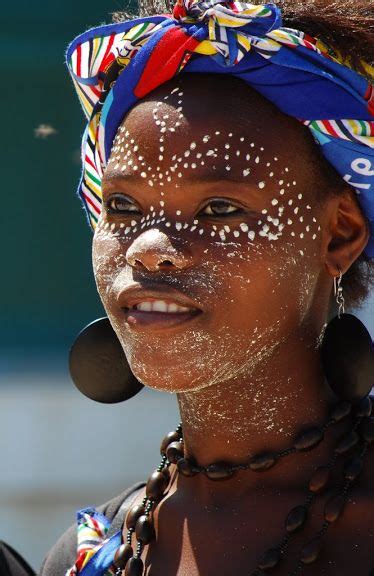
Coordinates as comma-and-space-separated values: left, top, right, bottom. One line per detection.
39, 483, 144, 576
0, 542, 35, 576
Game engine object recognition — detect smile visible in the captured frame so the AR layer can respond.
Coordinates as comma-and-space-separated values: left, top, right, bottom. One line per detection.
117, 285, 203, 331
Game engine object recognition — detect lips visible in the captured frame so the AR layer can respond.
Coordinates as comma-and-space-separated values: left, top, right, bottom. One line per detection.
116, 284, 203, 330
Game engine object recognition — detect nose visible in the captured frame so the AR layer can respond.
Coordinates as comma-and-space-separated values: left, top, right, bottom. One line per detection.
125, 229, 193, 272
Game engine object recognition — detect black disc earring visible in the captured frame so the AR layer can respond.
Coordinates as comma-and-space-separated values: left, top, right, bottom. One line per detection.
320, 271, 374, 403
69, 317, 144, 403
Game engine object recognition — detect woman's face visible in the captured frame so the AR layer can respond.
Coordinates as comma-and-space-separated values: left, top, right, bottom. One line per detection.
93, 75, 330, 393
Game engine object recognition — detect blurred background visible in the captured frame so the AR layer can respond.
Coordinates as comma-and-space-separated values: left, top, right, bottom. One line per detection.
0, 0, 373, 572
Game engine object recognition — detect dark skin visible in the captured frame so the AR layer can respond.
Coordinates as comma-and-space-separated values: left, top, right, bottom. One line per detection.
93, 75, 373, 575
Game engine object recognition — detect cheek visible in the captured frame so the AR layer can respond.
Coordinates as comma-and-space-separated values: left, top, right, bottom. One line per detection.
92, 232, 126, 300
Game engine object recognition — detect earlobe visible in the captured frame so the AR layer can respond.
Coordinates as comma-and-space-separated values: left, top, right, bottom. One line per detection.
324, 189, 370, 276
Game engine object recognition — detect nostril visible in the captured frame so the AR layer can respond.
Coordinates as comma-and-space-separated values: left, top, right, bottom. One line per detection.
134, 259, 145, 268
161, 260, 174, 267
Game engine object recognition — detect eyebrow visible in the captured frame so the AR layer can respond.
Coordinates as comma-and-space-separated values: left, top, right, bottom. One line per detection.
103, 169, 258, 186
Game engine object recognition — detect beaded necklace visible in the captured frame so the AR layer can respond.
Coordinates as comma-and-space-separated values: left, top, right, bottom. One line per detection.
112, 397, 374, 576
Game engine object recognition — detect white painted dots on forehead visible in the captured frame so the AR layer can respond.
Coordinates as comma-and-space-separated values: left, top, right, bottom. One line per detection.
103, 87, 321, 252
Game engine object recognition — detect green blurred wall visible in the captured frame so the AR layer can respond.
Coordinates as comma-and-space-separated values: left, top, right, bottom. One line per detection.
1, 1, 131, 365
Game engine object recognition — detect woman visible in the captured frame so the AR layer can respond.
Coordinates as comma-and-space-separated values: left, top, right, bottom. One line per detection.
41, 0, 374, 574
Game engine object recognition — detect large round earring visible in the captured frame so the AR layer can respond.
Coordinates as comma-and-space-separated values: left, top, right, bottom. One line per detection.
69, 317, 144, 403
320, 271, 374, 403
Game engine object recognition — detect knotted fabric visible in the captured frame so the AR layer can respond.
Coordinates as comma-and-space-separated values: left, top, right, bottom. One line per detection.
66, 0, 374, 256
65, 508, 121, 576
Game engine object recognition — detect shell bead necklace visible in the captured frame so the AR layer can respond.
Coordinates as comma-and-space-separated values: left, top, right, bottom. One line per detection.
112, 397, 374, 576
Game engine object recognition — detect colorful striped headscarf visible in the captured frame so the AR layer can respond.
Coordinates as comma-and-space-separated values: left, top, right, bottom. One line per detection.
66, 0, 374, 257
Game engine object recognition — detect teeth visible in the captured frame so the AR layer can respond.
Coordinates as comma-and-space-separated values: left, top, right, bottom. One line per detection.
136, 301, 152, 312
134, 300, 191, 313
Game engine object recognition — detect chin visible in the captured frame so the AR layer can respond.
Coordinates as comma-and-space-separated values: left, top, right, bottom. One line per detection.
126, 350, 214, 393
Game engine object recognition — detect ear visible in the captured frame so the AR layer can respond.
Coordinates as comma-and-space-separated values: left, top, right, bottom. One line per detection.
324, 188, 370, 276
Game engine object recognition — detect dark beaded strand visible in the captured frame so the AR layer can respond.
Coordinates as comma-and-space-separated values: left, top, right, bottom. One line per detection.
251, 449, 339, 576
112, 399, 372, 576
113, 425, 182, 575
288, 401, 372, 575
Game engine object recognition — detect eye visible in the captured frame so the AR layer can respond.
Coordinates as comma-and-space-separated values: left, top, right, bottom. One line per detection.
200, 199, 242, 217
105, 194, 141, 214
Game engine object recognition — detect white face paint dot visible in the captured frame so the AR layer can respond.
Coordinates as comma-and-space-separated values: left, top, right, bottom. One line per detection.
271, 199, 278, 206
148, 180, 154, 187
255, 156, 260, 164
243, 168, 250, 177
240, 223, 249, 232
203, 135, 210, 143
258, 181, 265, 189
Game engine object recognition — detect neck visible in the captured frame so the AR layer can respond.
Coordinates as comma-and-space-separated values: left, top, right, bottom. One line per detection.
176, 324, 338, 499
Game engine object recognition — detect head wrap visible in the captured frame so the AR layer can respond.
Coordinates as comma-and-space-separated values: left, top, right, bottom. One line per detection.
66, 0, 374, 257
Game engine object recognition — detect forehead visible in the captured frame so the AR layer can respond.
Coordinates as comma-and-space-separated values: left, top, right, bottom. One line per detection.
104, 74, 323, 194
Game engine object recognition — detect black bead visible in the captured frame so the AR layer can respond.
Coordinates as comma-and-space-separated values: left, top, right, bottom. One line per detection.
320, 313, 374, 402
294, 427, 324, 451
257, 547, 281, 570
69, 317, 144, 403
300, 537, 323, 564
135, 515, 156, 544
334, 430, 359, 454
177, 458, 200, 477
160, 431, 181, 456
126, 505, 146, 530
146, 470, 168, 500
360, 417, 374, 444
114, 544, 133, 569
344, 456, 363, 481
166, 441, 184, 464
204, 462, 236, 480
125, 556, 144, 576
161, 466, 171, 482
324, 494, 346, 523
249, 452, 276, 471
285, 505, 308, 533
308, 466, 330, 493
354, 396, 372, 418
330, 401, 351, 422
